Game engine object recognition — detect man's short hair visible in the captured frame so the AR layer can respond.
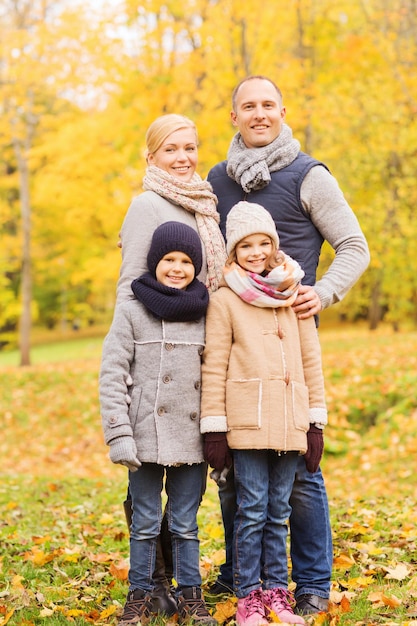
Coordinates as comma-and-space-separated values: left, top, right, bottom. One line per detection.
232, 75, 283, 111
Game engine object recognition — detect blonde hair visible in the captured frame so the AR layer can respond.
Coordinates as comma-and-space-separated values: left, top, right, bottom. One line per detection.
145, 114, 198, 159
226, 237, 285, 272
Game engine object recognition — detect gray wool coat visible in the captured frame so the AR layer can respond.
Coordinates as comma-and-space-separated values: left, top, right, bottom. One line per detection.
100, 300, 205, 466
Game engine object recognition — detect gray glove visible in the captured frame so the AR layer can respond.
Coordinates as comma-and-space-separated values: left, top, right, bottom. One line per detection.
109, 436, 141, 472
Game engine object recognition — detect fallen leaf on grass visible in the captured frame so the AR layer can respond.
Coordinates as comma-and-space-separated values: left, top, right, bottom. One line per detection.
39, 606, 55, 617
100, 604, 118, 618
23, 547, 61, 566
11, 575, 24, 589
109, 559, 129, 580
209, 549, 226, 567
333, 553, 356, 568
368, 591, 402, 607
31, 535, 52, 545
382, 563, 411, 580
98, 513, 115, 525
86, 550, 121, 563
340, 575, 375, 589
0, 608, 15, 626
213, 598, 237, 624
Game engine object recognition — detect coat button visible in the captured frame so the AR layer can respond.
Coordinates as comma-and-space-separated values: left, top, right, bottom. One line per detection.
190, 411, 198, 420
109, 416, 117, 424
165, 343, 174, 351
198, 347, 204, 355
157, 407, 165, 416
194, 380, 201, 390
162, 375, 171, 383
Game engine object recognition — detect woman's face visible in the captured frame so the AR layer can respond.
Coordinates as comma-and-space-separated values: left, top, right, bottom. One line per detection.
148, 127, 198, 181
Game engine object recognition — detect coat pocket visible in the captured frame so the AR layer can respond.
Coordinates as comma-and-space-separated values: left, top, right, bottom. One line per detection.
226, 378, 262, 429
128, 386, 142, 428
289, 380, 309, 431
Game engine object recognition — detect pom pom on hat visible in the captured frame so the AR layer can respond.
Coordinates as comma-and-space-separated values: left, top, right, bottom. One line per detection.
225, 201, 279, 255
147, 221, 203, 277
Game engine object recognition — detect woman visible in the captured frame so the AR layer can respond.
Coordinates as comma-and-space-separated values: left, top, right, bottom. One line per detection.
115, 114, 226, 620
117, 114, 226, 304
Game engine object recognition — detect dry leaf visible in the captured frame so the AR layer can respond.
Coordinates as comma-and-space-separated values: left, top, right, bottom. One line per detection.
213, 598, 237, 624
333, 553, 356, 568
383, 563, 411, 580
109, 559, 129, 581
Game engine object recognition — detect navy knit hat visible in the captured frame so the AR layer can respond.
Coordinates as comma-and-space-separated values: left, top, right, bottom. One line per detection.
147, 221, 203, 277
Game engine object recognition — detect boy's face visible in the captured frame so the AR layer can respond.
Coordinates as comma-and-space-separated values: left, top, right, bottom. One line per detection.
235, 233, 274, 274
155, 251, 195, 289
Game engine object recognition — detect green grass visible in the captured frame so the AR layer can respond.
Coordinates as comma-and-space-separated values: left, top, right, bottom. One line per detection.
2, 323, 417, 624
0, 336, 103, 367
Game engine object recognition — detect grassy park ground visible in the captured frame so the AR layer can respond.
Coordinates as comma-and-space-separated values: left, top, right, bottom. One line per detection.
1, 320, 417, 625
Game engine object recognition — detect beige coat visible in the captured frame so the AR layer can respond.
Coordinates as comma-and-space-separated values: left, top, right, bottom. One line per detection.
200, 286, 327, 453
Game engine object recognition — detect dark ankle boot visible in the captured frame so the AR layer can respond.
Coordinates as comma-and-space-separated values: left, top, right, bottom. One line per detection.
151, 535, 177, 615
123, 495, 132, 531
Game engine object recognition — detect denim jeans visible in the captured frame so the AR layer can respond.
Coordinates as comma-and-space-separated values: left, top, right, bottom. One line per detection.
218, 454, 332, 599
289, 456, 332, 598
128, 462, 205, 592
232, 449, 299, 598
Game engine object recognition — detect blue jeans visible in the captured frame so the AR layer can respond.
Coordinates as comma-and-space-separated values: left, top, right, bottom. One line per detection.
128, 462, 205, 592
233, 449, 299, 598
218, 455, 332, 599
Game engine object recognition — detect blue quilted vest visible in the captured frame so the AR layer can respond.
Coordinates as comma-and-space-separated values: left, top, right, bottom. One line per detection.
208, 152, 328, 287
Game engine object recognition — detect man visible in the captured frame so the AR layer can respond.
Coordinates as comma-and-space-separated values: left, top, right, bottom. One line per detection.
205, 75, 370, 616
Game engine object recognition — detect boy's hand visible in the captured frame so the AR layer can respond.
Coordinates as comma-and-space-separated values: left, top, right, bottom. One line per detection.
109, 436, 141, 472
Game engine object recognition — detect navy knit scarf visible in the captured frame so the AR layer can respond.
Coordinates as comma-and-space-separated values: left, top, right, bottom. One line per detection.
131, 273, 209, 322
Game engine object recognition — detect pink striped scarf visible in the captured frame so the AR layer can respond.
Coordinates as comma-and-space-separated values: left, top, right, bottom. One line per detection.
223, 254, 304, 308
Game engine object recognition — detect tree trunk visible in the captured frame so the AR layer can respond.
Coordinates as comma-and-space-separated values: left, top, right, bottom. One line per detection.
368, 277, 382, 331
13, 137, 32, 366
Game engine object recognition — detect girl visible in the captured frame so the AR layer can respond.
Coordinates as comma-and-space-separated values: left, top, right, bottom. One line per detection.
200, 201, 327, 626
100, 222, 218, 626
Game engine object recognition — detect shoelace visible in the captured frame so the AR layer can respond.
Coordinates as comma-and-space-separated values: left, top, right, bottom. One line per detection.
182, 597, 209, 617
266, 587, 294, 611
123, 594, 152, 619
244, 590, 265, 616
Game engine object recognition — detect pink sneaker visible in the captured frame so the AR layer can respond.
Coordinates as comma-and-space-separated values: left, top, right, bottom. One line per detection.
263, 588, 305, 625
236, 589, 269, 626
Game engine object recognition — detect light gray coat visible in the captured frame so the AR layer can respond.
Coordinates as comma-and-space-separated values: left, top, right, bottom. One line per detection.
100, 300, 205, 466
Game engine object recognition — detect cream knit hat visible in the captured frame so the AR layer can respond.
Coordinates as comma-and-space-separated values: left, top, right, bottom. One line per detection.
225, 201, 279, 255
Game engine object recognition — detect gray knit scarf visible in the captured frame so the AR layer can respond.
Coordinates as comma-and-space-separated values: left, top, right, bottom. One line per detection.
226, 123, 300, 193
143, 165, 227, 293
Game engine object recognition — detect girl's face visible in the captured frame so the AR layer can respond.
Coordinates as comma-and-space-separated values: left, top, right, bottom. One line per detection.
235, 233, 274, 273
147, 127, 198, 181
155, 251, 195, 289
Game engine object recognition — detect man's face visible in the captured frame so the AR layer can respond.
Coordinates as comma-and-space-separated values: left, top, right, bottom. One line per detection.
231, 79, 286, 149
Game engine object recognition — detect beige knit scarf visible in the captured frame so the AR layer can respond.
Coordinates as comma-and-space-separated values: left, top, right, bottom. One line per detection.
143, 165, 227, 293
226, 123, 300, 193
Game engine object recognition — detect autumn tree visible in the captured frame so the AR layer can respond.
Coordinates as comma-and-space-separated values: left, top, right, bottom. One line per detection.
1, 0, 417, 346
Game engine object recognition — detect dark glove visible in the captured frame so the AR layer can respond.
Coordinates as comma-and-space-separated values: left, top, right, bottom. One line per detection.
203, 432, 232, 471
304, 425, 324, 473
